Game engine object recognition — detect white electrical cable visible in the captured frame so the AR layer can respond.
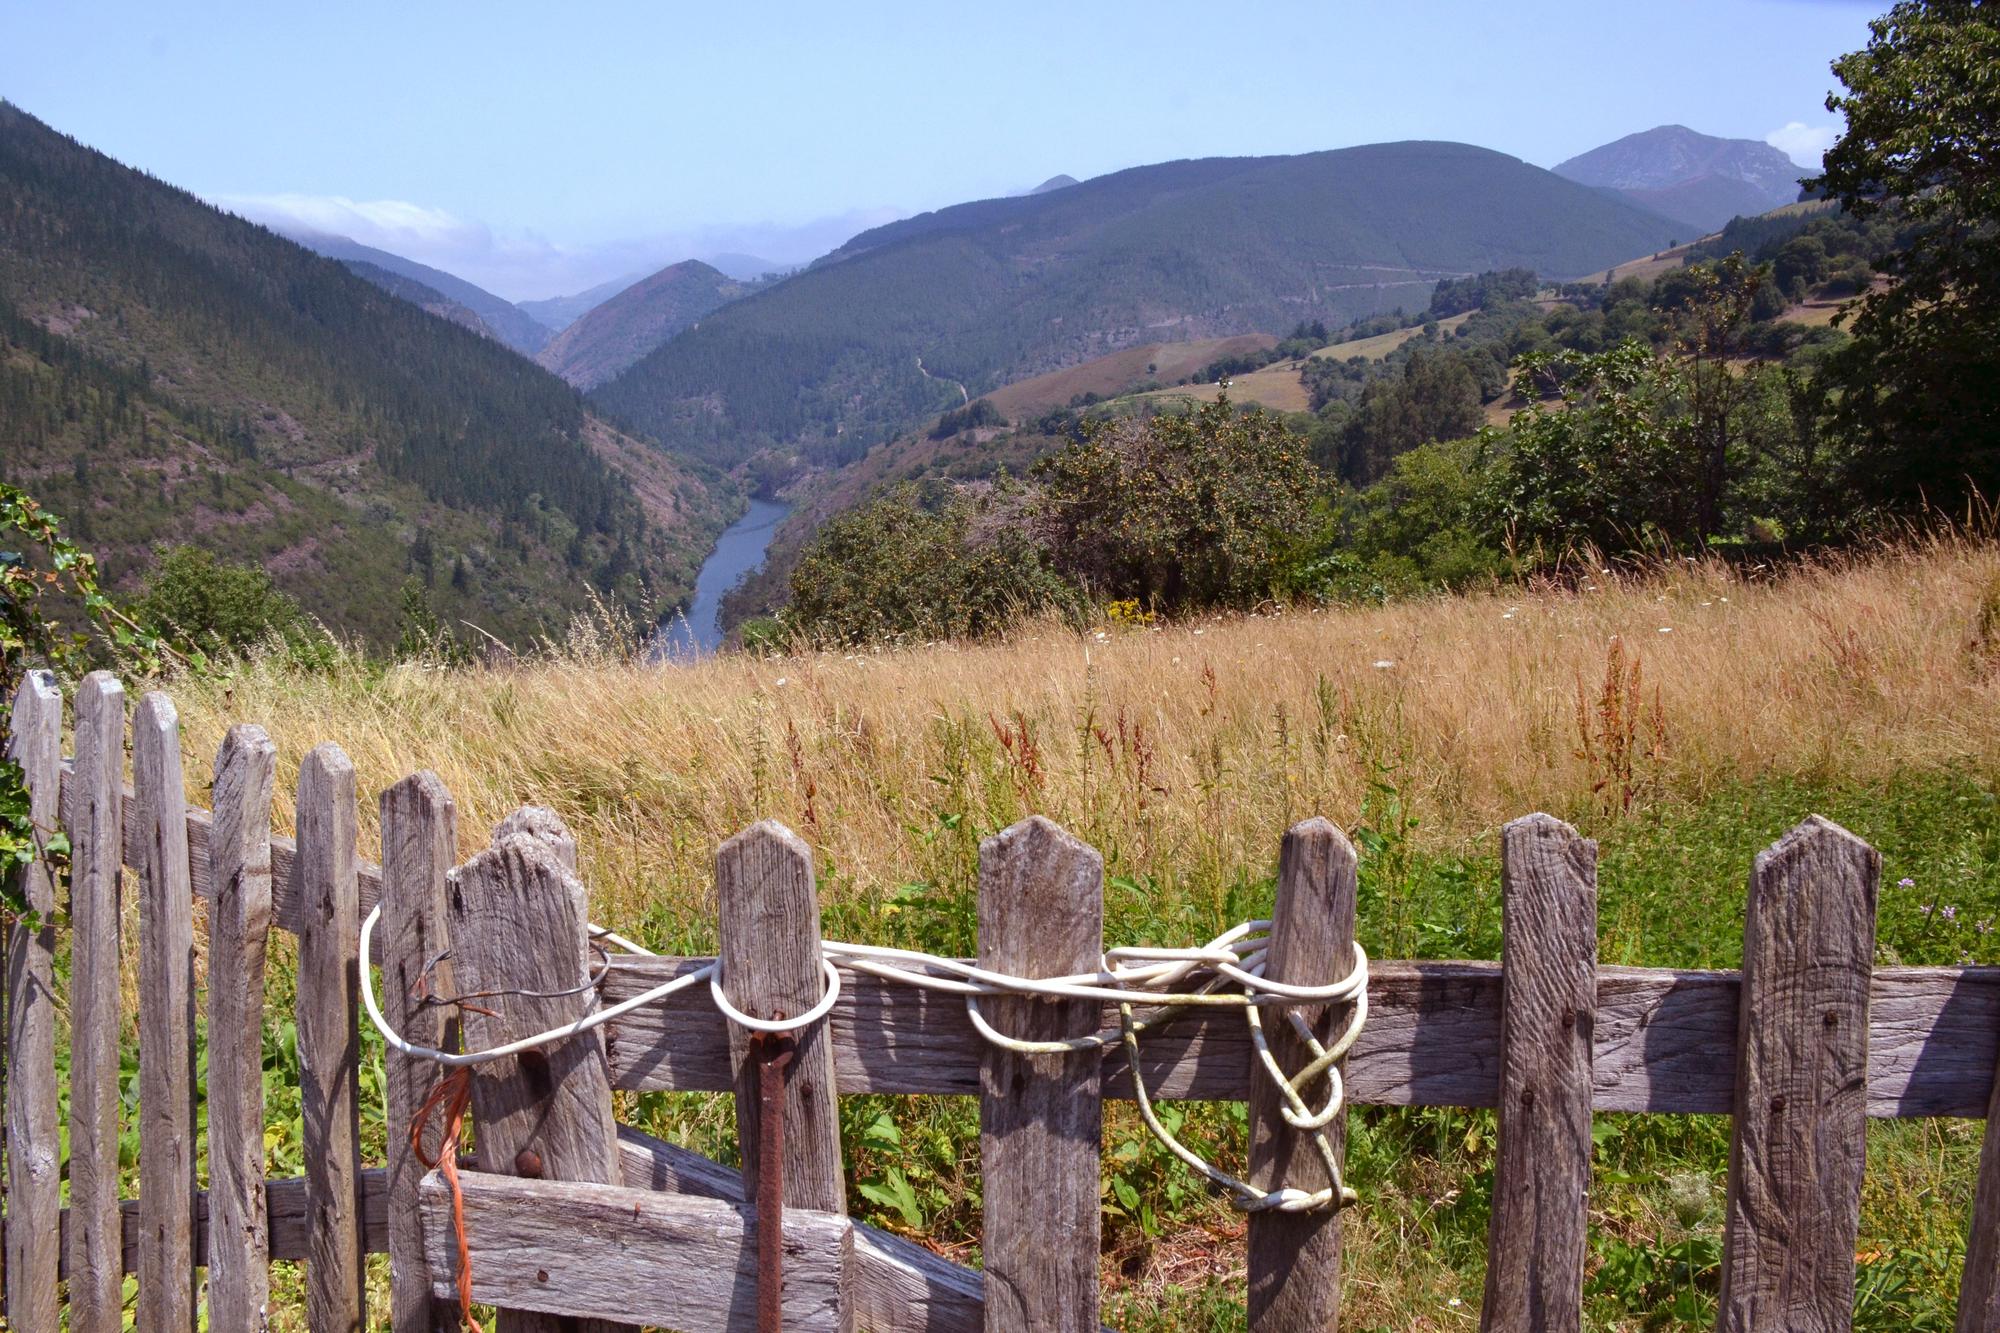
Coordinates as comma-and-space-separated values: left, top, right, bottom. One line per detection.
360, 904, 1369, 1212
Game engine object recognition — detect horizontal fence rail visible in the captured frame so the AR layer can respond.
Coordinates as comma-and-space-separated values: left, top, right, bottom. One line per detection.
593, 956, 2000, 1116
7, 672, 2000, 1332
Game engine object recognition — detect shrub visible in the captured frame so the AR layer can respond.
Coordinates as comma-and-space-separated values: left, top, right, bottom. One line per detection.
135, 545, 313, 656
788, 481, 1080, 644
1033, 397, 1320, 611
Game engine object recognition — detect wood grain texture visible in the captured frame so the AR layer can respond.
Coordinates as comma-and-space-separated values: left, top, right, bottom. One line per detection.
614, 1124, 986, 1333
977, 815, 1104, 1332
378, 772, 463, 1333
717, 820, 847, 1214
207, 724, 278, 1332
1959, 1044, 2000, 1332
59, 1168, 391, 1276
448, 817, 622, 1333
1246, 818, 1358, 1331
599, 956, 1999, 1117
1718, 816, 1879, 1332
295, 743, 367, 1332
57, 764, 384, 935
1480, 814, 1598, 1333
66, 671, 126, 1333
134, 690, 197, 1333
418, 1171, 853, 1331
6, 671, 61, 1333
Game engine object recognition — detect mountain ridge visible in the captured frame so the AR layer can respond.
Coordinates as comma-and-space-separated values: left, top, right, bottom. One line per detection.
282, 228, 555, 356
1554, 125, 1803, 233
535, 259, 745, 389
592, 139, 1680, 468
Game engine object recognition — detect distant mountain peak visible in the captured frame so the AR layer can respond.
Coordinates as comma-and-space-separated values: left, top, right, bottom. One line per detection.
1028, 174, 1078, 195
1552, 126, 1801, 233
535, 258, 744, 389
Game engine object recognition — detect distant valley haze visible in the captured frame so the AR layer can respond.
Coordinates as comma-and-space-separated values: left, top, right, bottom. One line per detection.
3, 0, 1876, 302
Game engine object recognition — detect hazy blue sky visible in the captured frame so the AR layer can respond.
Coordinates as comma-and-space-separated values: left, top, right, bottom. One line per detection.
3, 0, 1880, 298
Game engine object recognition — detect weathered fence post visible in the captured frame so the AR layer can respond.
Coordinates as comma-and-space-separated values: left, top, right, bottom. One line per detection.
1718, 816, 1878, 1332
978, 815, 1104, 1333
6, 670, 62, 1333
1960, 1048, 2000, 1332
135, 689, 197, 1333
1247, 817, 1359, 1331
67, 671, 126, 1333
1480, 814, 1598, 1332
718, 819, 852, 1331
381, 772, 464, 1332
718, 820, 849, 1214
209, 724, 278, 1330
448, 811, 626, 1333
296, 742, 366, 1331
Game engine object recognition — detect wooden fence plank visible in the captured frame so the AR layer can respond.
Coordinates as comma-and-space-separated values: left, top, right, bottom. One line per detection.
1247, 817, 1359, 1331
614, 1124, 985, 1333
1481, 814, 1598, 1332
599, 956, 2000, 1117
1959, 1046, 2000, 1331
207, 724, 278, 1331
67, 671, 126, 1333
6, 670, 62, 1333
379, 772, 462, 1333
418, 1171, 853, 1331
135, 690, 198, 1333
977, 815, 1104, 1332
1718, 816, 1879, 1332
449, 815, 625, 1333
717, 820, 847, 1215
295, 743, 366, 1332
59, 764, 385, 934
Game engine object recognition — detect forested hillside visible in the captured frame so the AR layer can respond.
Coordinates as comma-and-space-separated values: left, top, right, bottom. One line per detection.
535, 259, 745, 388
286, 229, 555, 356
0, 102, 731, 646
592, 141, 1679, 468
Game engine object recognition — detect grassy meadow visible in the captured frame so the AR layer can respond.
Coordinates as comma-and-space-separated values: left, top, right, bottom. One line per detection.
136, 534, 2000, 1328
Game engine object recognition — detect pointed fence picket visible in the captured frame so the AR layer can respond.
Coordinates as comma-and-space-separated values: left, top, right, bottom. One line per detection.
3, 677, 1999, 1332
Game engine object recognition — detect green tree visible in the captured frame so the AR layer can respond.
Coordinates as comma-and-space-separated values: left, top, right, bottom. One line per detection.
788, 481, 1078, 644
1033, 398, 1320, 610
1336, 349, 1485, 485
1812, 0, 2000, 506
134, 545, 309, 655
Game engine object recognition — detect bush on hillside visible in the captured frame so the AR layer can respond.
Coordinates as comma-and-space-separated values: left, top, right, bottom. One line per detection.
135, 545, 316, 656
788, 481, 1081, 644
1033, 398, 1321, 611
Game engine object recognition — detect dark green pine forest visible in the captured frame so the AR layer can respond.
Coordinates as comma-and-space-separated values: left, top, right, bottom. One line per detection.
0, 101, 731, 647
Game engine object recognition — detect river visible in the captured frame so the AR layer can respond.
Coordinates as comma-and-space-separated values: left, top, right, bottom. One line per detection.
654, 497, 791, 658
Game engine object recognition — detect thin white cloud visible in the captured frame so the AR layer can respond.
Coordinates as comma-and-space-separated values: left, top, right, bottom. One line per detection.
1766, 122, 1839, 168
210, 191, 908, 300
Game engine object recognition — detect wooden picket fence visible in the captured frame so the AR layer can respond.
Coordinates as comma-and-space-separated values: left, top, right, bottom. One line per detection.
6, 669, 2000, 1330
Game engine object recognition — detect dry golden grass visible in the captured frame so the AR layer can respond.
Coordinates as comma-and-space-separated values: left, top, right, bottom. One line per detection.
164, 536, 2000, 949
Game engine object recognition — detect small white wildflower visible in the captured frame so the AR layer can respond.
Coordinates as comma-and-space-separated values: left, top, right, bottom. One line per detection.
774, 676, 789, 686
1373, 659, 1395, 669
